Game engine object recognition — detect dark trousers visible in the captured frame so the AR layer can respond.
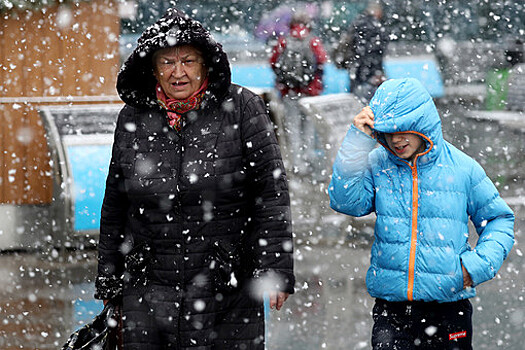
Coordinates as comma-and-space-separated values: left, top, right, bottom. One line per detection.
371, 298, 473, 350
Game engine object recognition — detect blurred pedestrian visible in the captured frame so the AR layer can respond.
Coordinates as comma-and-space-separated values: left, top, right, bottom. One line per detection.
333, 1, 388, 103
270, 10, 327, 97
329, 78, 514, 349
95, 8, 295, 349
269, 10, 328, 173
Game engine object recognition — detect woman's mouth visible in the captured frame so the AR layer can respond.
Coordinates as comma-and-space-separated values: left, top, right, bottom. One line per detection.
171, 81, 188, 88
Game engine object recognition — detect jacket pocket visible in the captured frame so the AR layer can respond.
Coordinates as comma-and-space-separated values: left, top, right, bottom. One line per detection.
124, 242, 155, 293
449, 255, 465, 296
457, 255, 467, 291
208, 241, 242, 294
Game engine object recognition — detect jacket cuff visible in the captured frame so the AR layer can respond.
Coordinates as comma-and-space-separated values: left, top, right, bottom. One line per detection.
253, 269, 295, 294
333, 125, 376, 176
346, 124, 377, 148
94, 275, 123, 300
460, 251, 494, 287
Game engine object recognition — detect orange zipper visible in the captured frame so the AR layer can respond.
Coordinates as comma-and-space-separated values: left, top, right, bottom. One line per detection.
404, 132, 432, 301
407, 163, 419, 301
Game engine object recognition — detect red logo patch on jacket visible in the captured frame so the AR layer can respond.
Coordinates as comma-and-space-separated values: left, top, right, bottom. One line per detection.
449, 331, 467, 340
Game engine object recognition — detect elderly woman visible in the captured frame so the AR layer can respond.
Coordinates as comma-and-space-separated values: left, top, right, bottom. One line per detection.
95, 8, 295, 349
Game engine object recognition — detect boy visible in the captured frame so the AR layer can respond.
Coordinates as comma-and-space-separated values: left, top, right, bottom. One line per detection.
329, 78, 514, 349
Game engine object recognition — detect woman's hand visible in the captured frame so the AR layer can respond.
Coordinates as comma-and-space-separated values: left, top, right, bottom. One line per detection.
462, 264, 473, 289
268, 291, 289, 311
353, 106, 375, 137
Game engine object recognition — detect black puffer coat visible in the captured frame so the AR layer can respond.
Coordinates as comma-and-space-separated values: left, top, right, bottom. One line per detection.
95, 8, 294, 349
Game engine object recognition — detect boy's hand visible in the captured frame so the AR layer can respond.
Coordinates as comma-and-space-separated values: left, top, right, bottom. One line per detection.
353, 106, 375, 137
268, 291, 289, 311
461, 264, 473, 289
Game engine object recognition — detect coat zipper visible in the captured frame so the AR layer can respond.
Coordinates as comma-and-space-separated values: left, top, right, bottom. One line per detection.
407, 162, 419, 301
177, 117, 184, 349
165, 109, 185, 349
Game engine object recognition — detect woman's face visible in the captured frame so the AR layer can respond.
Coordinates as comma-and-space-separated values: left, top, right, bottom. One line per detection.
153, 45, 207, 100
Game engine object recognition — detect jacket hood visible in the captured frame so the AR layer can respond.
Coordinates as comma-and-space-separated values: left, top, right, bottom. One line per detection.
117, 8, 232, 108
369, 78, 443, 164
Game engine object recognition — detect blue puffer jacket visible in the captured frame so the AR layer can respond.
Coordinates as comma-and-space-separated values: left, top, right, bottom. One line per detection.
329, 78, 515, 302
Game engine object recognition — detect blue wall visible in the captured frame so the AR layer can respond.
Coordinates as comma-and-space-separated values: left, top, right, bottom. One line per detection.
68, 144, 111, 232
231, 60, 443, 98
383, 58, 444, 97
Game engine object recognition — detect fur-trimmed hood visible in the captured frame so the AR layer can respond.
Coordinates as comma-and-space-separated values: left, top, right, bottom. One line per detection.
117, 8, 231, 108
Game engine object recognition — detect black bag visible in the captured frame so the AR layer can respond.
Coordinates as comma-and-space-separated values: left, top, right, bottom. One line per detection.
61, 301, 120, 350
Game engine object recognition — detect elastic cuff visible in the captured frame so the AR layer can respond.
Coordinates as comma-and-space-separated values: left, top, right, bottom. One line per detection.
459, 251, 490, 287
94, 275, 123, 300
253, 269, 296, 294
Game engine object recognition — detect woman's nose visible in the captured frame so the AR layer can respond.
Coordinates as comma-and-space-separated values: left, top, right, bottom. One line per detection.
172, 62, 185, 77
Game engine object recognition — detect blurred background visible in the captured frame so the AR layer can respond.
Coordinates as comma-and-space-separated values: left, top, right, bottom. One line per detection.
0, 0, 524, 348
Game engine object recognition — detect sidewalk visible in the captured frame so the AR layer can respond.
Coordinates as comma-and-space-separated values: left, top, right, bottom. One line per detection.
0, 250, 99, 349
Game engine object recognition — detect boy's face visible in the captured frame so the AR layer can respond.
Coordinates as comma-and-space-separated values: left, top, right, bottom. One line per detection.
385, 132, 426, 162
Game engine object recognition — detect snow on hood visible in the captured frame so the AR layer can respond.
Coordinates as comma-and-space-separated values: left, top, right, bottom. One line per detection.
117, 8, 231, 108
369, 78, 444, 164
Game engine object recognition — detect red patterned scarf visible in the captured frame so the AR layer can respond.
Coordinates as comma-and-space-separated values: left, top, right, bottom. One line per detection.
156, 77, 209, 131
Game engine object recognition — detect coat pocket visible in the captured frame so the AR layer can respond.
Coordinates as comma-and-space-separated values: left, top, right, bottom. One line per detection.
208, 241, 242, 294
442, 255, 465, 298
124, 242, 154, 293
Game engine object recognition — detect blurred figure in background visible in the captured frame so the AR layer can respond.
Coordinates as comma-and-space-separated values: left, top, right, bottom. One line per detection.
269, 11, 328, 173
333, 1, 388, 103
270, 10, 327, 97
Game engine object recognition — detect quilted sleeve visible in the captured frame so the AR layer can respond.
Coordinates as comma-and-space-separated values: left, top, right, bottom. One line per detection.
240, 92, 295, 294
328, 124, 377, 217
461, 160, 515, 287
95, 107, 133, 300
